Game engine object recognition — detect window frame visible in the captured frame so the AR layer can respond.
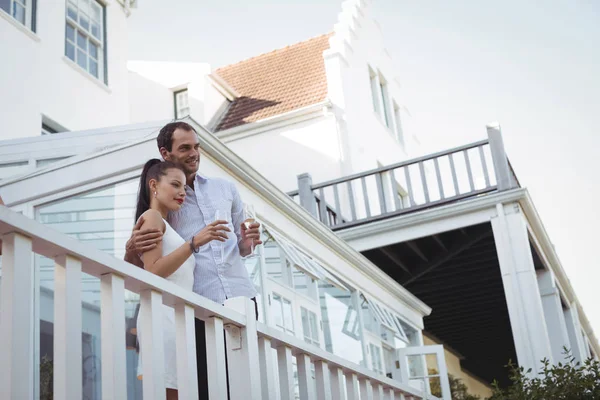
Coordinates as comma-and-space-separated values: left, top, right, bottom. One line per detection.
1, 0, 36, 31
174, 88, 191, 119
65, 0, 106, 83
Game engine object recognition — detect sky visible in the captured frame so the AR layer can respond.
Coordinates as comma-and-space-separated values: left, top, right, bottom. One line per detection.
129, 1, 600, 336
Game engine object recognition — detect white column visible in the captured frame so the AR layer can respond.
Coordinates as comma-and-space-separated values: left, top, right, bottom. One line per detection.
491, 203, 553, 374
0, 233, 35, 400
537, 269, 571, 363
564, 303, 588, 363
100, 273, 127, 400
54, 255, 82, 400
223, 297, 263, 400
174, 303, 199, 400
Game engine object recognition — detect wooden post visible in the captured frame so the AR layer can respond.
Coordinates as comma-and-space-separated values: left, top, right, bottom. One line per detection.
491, 203, 553, 374
487, 122, 514, 191
0, 233, 35, 400
537, 270, 571, 364
139, 289, 166, 400
297, 173, 318, 218
174, 303, 199, 400
277, 345, 295, 400
258, 337, 278, 399
205, 316, 228, 400
100, 273, 127, 400
54, 254, 83, 400
223, 297, 263, 400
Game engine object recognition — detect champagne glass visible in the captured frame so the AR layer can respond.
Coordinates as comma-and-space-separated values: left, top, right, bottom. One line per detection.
214, 209, 228, 263
243, 204, 259, 259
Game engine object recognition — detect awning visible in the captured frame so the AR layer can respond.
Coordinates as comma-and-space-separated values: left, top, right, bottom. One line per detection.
362, 292, 409, 342
262, 223, 348, 290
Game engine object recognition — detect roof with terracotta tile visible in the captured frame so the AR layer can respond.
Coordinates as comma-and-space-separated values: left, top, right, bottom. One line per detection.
213, 33, 332, 131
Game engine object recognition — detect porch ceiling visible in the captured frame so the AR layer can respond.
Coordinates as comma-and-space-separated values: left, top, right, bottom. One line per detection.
361, 222, 544, 387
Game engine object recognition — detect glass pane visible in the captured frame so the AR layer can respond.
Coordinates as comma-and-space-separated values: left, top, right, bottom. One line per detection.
67, 2, 77, 21
272, 294, 284, 329
66, 23, 75, 41
77, 31, 87, 50
89, 41, 98, 59
13, 3, 26, 24
79, 13, 90, 31
37, 179, 141, 400
0, 0, 9, 15
89, 59, 98, 78
91, 23, 100, 39
301, 307, 310, 342
77, 49, 87, 69
79, 0, 90, 17
283, 298, 294, 331
309, 310, 319, 342
90, 1, 101, 23
66, 41, 75, 61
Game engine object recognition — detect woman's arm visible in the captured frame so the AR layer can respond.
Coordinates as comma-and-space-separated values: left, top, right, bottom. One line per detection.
140, 210, 232, 278
140, 210, 195, 279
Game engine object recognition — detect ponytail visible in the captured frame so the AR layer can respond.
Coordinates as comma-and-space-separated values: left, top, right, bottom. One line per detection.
134, 159, 184, 222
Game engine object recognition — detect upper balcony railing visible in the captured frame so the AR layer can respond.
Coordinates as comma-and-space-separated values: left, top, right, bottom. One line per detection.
0, 207, 429, 400
288, 124, 519, 230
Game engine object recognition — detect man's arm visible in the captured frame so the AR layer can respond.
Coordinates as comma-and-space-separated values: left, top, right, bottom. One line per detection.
124, 216, 163, 268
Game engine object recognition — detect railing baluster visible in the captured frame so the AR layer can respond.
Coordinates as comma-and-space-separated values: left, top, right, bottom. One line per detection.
277, 346, 295, 400
54, 254, 82, 400
258, 337, 278, 400
479, 145, 491, 188
345, 373, 361, 400
333, 184, 342, 225
0, 233, 34, 400
360, 378, 375, 400
433, 158, 445, 199
463, 150, 475, 191
418, 161, 430, 203
448, 153, 460, 196
375, 384, 385, 400
386, 387, 396, 400
403, 167, 415, 207
174, 303, 199, 400
315, 360, 332, 400
361, 176, 371, 218
205, 316, 228, 400
139, 289, 166, 400
297, 353, 317, 400
391, 169, 402, 211
101, 273, 127, 400
330, 366, 345, 400
375, 172, 387, 214
224, 297, 263, 400
346, 180, 357, 221
318, 187, 328, 226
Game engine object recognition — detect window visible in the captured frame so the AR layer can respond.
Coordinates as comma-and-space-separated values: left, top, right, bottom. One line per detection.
272, 293, 295, 335
379, 77, 391, 128
174, 89, 190, 119
301, 307, 320, 346
41, 123, 58, 135
65, 0, 105, 82
369, 343, 385, 375
369, 67, 381, 116
1, 0, 35, 30
393, 102, 405, 146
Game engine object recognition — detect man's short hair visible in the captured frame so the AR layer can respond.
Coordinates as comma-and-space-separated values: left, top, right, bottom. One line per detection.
157, 121, 196, 152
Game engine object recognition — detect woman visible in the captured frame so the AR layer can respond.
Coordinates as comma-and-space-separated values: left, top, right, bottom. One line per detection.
134, 159, 229, 400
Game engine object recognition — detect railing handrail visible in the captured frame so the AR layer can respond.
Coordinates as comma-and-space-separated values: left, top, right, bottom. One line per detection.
309, 139, 490, 191
0, 206, 246, 326
0, 206, 427, 399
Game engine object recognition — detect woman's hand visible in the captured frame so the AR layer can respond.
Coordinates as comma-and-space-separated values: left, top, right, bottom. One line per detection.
193, 220, 231, 248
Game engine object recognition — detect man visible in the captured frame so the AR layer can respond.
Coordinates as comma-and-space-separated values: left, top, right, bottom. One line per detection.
124, 121, 262, 398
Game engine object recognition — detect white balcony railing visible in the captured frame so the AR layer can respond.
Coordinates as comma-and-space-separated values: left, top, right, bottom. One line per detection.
0, 206, 429, 400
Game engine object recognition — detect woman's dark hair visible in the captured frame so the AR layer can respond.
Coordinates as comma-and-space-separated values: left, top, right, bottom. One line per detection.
135, 159, 185, 222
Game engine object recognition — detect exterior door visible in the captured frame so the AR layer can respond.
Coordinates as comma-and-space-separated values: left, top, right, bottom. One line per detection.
395, 344, 451, 400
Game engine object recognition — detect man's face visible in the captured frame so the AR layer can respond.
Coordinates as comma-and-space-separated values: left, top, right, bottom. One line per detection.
161, 128, 200, 176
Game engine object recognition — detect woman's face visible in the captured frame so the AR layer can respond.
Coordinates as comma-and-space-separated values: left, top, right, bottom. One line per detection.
151, 168, 186, 212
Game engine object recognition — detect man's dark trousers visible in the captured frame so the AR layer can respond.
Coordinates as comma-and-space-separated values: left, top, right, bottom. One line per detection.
195, 298, 259, 400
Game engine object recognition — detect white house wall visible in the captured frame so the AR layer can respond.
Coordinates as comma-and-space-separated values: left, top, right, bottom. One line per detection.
224, 115, 345, 193
0, 1, 130, 140
128, 72, 175, 123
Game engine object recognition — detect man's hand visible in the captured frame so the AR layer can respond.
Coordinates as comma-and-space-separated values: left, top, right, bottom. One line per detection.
124, 216, 163, 266
240, 221, 263, 257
